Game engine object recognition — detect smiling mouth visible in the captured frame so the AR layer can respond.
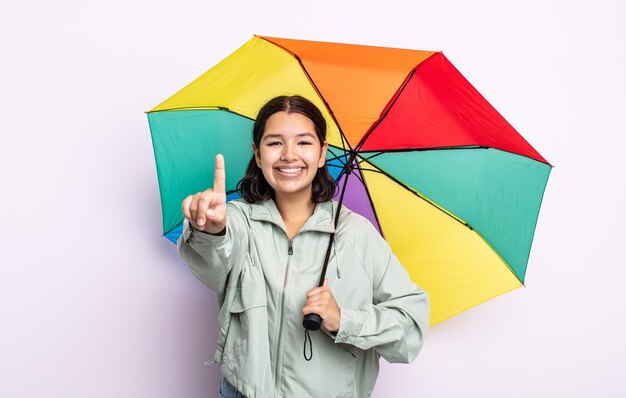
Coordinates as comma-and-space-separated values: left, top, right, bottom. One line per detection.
276, 167, 304, 176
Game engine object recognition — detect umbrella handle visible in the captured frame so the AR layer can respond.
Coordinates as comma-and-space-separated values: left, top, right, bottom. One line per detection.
301, 169, 351, 333
302, 313, 322, 331
302, 231, 334, 332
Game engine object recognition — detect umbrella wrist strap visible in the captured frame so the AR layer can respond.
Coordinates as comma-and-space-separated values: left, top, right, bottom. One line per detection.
304, 329, 313, 360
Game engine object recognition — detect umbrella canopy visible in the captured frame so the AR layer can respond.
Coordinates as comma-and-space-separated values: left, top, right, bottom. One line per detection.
147, 35, 551, 325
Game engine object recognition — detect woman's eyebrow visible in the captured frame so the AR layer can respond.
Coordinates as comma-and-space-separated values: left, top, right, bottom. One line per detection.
262, 133, 283, 140
262, 132, 315, 140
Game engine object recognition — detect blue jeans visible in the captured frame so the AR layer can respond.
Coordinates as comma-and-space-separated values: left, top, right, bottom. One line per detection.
218, 375, 247, 398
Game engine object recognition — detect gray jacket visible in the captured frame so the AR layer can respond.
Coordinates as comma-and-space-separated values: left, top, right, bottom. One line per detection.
178, 199, 429, 398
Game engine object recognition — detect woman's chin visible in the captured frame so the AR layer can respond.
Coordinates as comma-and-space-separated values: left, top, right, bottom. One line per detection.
272, 184, 313, 199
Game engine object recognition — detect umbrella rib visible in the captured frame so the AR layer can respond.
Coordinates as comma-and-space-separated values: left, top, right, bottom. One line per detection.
359, 145, 488, 153
327, 164, 349, 173
327, 160, 346, 168
353, 160, 386, 239
348, 164, 367, 186
355, 167, 385, 174
357, 151, 385, 162
352, 152, 387, 174
147, 106, 256, 122
331, 155, 385, 236
258, 36, 354, 154
354, 53, 439, 152
325, 147, 349, 165
364, 160, 474, 231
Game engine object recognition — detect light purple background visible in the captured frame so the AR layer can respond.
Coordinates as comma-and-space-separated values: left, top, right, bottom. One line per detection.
1, 0, 624, 396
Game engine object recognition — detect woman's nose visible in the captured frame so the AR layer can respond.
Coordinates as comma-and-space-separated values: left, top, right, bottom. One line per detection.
280, 143, 299, 161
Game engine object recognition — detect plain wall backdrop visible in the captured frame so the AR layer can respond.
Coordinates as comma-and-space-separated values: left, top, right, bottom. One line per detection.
1, 0, 624, 396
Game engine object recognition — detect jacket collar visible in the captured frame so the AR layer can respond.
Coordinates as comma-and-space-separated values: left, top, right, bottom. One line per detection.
249, 199, 336, 234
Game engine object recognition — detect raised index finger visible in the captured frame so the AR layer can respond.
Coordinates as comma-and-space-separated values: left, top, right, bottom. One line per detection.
213, 154, 226, 194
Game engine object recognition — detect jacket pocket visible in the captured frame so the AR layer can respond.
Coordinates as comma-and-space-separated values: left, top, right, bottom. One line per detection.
221, 282, 270, 388
216, 279, 266, 361
230, 283, 267, 313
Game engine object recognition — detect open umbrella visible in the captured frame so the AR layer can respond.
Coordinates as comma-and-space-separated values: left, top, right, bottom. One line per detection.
147, 35, 551, 325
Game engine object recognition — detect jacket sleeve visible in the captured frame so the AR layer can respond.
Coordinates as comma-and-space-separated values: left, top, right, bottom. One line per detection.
176, 203, 249, 300
333, 219, 430, 364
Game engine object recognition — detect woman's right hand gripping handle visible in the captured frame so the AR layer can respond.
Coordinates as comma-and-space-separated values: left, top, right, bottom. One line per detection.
181, 154, 227, 235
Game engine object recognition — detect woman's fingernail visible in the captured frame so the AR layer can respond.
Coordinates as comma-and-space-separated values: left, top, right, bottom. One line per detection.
206, 209, 215, 217
198, 218, 204, 226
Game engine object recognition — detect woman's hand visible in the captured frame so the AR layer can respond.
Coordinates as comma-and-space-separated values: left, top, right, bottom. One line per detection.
181, 154, 227, 235
303, 279, 341, 332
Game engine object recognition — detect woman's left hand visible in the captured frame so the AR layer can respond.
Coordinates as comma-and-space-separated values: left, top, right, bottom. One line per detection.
302, 279, 341, 332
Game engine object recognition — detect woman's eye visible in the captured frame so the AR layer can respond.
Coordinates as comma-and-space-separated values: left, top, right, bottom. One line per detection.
267, 141, 282, 146
299, 141, 313, 145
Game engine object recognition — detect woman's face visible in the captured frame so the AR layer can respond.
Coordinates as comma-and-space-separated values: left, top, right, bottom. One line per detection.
253, 111, 328, 201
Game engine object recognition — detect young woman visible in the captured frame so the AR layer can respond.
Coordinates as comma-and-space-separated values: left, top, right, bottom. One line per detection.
178, 95, 429, 398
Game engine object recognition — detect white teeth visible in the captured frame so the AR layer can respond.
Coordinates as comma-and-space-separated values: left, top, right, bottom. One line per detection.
278, 168, 303, 173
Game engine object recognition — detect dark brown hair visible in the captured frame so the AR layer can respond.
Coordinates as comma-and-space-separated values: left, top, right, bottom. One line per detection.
237, 95, 336, 203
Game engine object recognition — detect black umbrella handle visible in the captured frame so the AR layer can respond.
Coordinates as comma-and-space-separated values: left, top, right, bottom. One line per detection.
302, 313, 322, 330
302, 230, 335, 331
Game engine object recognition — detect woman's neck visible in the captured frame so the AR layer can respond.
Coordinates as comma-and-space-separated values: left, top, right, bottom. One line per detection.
274, 190, 316, 239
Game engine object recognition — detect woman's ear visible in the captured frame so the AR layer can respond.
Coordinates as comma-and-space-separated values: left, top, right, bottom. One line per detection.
318, 141, 328, 168
252, 143, 261, 167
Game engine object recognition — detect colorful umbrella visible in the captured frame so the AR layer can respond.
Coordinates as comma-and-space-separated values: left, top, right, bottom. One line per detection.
147, 35, 551, 325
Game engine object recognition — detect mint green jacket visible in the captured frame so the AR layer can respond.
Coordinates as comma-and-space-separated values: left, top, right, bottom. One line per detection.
178, 199, 429, 398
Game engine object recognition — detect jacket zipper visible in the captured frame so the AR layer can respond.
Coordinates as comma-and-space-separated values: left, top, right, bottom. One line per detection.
274, 238, 293, 395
